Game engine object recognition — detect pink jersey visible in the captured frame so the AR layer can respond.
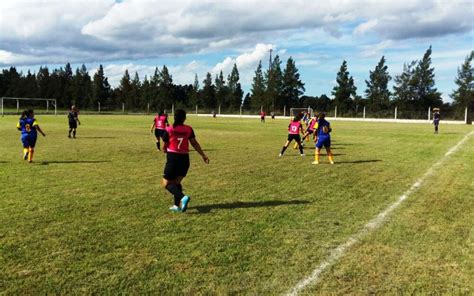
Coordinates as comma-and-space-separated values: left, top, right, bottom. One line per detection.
165, 124, 195, 154
155, 115, 168, 129
288, 121, 301, 135
309, 118, 317, 130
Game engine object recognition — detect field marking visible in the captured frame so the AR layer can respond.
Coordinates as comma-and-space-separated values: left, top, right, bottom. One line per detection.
287, 130, 474, 296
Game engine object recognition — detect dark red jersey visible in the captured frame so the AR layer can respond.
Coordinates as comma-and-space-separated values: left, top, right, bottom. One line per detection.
164, 124, 195, 154
288, 121, 302, 135
154, 114, 168, 129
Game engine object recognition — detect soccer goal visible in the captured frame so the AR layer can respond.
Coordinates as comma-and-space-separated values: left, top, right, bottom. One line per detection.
1, 97, 57, 117
289, 107, 314, 119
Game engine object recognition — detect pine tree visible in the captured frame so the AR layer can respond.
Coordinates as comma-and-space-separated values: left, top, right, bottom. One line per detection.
118, 69, 132, 111
24, 70, 38, 98
92, 65, 111, 109
413, 46, 442, 109
201, 72, 216, 108
62, 63, 75, 107
332, 60, 357, 114
130, 72, 141, 110
189, 74, 201, 107
215, 71, 227, 108
251, 61, 266, 110
365, 56, 391, 111
281, 57, 305, 108
227, 64, 243, 110
37, 67, 51, 99
265, 55, 283, 110
451, 51, 474, 113
158, 65, 174, 109
393, 61, 417, 110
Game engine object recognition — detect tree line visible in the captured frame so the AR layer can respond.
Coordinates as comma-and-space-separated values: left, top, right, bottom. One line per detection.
0, 47, 472, 115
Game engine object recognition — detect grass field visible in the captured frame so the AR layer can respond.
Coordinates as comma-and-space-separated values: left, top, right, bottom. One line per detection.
1, 115, 473, 294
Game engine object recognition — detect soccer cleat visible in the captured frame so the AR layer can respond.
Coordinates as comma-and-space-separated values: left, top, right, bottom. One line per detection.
330, 160, 335, 164
300, 154, 305, 156
169, 205, 181, 212
23, 152, 29, 160
180, 195, 190, 212
279, 153, 283, 157
312, 160, 319, 165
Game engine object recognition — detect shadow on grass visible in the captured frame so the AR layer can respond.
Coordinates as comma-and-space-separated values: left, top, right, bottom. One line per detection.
191, 199, 311, 214
334, 159, 382, 164
40, 160, 111, 165
78, 136, 117, 139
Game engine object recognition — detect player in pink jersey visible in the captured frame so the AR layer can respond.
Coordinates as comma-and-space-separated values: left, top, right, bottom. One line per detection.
279, 116, 305, 157
150, 110, 169, 151
162, 109, 209, 212
301, 113, 319, 143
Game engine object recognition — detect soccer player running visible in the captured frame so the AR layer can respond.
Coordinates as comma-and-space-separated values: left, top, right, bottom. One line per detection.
301, 113, 319, 143
433, 108, 440, 134
162, 109, 209, 212
150, 110, 169, 151
312, 112, 334, 164
17, 110, 46, 163
68, 105, 81, 138
279, 116, 305, 157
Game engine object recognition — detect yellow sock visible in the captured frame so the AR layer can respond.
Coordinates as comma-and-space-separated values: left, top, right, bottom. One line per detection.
328, 153, 334, 164
28, 148, 34, 162
306, 136, 309, 142
314, 151, 320, 163
293, 143, 298, 149
23, 148, 28, 155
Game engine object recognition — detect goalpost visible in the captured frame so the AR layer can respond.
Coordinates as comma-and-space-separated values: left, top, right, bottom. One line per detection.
1, 97, 57, 117
289, 107, 314, 118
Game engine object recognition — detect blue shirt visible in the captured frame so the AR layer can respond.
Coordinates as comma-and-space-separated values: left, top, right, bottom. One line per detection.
317, 118, 331, 138
17, 117, 38, 136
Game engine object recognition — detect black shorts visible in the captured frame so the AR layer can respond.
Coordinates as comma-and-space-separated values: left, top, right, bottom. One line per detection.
163, 153, 190, 180
287, 134, 301, 142
69, 121, 77, 129
154, 129, 166, 139
306, 129, 314, 134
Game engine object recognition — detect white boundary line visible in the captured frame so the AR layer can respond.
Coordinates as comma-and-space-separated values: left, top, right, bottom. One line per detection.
287, 130, 474, 296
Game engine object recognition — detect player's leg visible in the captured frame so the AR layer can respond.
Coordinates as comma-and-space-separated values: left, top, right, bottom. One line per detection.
280, 140, 291, 156
326, 146, 334, 164
72, 128, 77, 138
296, 137, 304, 156
154, 130, 161, 150
176, 155, 191, 212
21, 135, 29, 160
68, 128, 73, 138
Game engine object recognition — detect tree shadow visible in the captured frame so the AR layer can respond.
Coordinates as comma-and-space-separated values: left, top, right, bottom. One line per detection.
334, 159, 382, 164
0, 161, 9, 163
190, 199, 311, 214
40, 160, 111, 165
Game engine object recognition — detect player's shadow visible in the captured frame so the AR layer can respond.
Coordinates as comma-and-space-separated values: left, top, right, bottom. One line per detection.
191, 200, 311, 214
79, 136, 117, 139
335, 159, 382, 164
40, 160, 111, 165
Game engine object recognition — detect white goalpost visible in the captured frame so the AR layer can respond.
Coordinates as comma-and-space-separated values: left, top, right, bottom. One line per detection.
1, 97, 57, 117
289, 107, 314, 118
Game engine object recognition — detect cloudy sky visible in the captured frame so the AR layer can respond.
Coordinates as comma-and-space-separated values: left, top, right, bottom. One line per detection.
1, 0, 473, 102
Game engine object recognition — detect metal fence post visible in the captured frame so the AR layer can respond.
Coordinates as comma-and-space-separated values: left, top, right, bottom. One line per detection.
284, 105, 286, 117
196, 104, 198, 115
172, 104, 174, 115
363, 106, 366, 119
395, 106, 397, 120
465, 107, 468, 124
219, 104, 221, 115
122, 102, 125, 114
98, 102, 101, 113
335, 106, 337, 119
428, 107, 431, 121
16, 99, 19, 114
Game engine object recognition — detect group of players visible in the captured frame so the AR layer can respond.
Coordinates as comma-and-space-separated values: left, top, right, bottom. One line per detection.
279, 111, 335, 165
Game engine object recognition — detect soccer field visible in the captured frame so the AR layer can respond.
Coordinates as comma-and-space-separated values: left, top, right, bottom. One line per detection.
1, 115, 473, 294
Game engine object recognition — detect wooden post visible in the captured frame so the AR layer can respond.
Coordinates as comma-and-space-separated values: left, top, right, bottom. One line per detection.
363, 106, 366, 119
219, 104, 221, 115
172, 104, 174, 115
46, 100, 49, 114
334, 106, 337, 118
428, 107, 431, 121
16, 99, 19, 114
98, 102, 101, 113
395, 106, 398, 120
122, 102, 125, 113
147, 103, 150, 115
283, 105, 286, 117
465, 107, 468, 124
196, 104, 198, 115
240, 105, 242, 117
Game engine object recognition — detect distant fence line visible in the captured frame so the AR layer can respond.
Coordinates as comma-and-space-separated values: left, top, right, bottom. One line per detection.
1, 99, 472, 124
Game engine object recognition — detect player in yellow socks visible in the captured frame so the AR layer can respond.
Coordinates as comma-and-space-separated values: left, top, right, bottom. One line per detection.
17, 110, 46, 163
312, 112, 334, 164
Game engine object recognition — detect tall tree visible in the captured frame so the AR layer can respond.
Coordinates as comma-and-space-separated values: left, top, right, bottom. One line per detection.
189, 74, 201, 107
118, 69, 132, 110
332, 60, 357, 113
130, 72, 141, 110
413, 46, 442, 109
201, 72, 216, 108
281, 57, 305, 108
158, 65, 174, 109
265, 55, 283, 110
451, 51, 474, 113
227, 64, 243, 109
62, 63, 75, 107
365, 56, 391, 111
92, 65, 111, 109
250, 61, 265, 109
392, 61, 417, 110
37, 66, 51, 99
23, 70, 38, 98
73, 64, 92, 108
215, 71, 227, 108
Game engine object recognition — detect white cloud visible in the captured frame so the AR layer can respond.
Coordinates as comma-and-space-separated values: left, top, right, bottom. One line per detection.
212, 43, 274, 74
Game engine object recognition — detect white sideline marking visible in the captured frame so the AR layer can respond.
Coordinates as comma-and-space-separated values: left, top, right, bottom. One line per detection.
287, 131, 474, 296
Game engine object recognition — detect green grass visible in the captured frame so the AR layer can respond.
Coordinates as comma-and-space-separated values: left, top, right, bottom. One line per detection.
0, 115, 472, 294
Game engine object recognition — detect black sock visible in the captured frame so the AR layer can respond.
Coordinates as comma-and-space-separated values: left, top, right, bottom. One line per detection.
156, 141, 160, 150
73, 130, 76, 137
68, 129, 72, 136
281, 146, 288, 154
299, 144, 304, 154
166, 184, 184, 206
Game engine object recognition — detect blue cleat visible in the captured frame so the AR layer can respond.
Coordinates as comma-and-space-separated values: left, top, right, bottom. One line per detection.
180, 196, 190, 212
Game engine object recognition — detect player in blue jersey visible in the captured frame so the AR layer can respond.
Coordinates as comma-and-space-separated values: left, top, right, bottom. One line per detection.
312, 112, 334, 165
17, 110, 46, 163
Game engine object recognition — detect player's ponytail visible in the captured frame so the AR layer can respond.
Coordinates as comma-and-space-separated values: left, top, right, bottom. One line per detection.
173, 109, 186, 127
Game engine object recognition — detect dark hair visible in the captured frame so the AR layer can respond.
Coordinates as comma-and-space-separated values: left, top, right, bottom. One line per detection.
173, 109, 186, 127
158, 110, 164, 116
319, 112, 325, 120
293, 116, 299, 122
27, 109, 34, 117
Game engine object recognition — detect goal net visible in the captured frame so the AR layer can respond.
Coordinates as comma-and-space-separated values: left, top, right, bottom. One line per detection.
289, 107, 314, 120
1, 97, 57, 116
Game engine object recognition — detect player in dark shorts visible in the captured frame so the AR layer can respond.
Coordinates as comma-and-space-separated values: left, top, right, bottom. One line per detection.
162, 109, 209, 212
260, 111, 266, 123
279, 116, 305, 157
17, 110, 46, 163
312, 112, 334, 164
150, 111, 169, 150
68, 105, 81, 138
433, 108, 440, 134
